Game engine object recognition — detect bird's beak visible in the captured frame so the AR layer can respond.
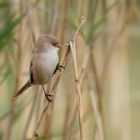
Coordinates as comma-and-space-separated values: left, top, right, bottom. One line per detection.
57, 43, 63, 48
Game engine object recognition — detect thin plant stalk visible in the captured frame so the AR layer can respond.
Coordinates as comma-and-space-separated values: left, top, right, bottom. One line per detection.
65, 98, 77, 140
4, 1, 24, 139
90, 50, 106, 139
60, 0, 69, 44
69, 17, 85, 140
62, 72, 73, 140
69, 41, 85, 140
27, 5, 36, 45
87, 73, 104, 140
49, 0, 60, 35
65, 46, 89, 140
101, 17, 127, 87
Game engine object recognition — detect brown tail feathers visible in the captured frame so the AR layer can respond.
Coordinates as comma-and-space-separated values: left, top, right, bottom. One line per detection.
14, 80, 31, 98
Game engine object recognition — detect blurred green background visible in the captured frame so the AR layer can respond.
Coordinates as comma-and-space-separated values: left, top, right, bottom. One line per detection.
0, 0, 140, 140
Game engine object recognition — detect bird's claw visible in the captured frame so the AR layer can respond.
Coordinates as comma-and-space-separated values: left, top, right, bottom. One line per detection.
45, 93, 54, 102
57, 65, 65, 71
53, 63, 65, 74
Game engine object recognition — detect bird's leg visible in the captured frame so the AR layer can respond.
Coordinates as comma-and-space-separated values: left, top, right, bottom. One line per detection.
42, 86, 53, 102
53, 63, 65, 74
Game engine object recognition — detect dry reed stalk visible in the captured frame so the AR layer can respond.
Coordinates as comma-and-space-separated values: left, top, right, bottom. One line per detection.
100, 0, 129, 88
62, 73, 73, 140
79, 47, 90, 85
106, 1, 131, 139
4, 1, 25, 139
69, 17, 85, 140
4, 98, 16, 140
49, 0, 60, 35
87, 73, 104, 140
90, 47, 106, 140
65, 46, 89, 140
32, 102, 49, 140
66, 91, 95, 140
101, 17, 127, 87
27, 5, 36, 45
31, 43, 70, 140
60, 0, 68, 45
76, 0, 83, 19
91, 55, 106, 140
64, 96, 77, 140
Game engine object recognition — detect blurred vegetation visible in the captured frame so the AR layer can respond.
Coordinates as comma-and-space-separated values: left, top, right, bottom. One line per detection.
0, 0, 140, 140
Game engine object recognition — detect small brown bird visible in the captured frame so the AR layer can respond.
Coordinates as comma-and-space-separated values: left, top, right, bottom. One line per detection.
14, 34, 63, 102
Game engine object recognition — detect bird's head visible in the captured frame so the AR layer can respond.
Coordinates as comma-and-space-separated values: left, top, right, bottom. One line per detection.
34, 34, 62, 53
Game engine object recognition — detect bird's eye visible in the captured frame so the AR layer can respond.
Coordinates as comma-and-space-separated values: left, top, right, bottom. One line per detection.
52, 42, 58, 46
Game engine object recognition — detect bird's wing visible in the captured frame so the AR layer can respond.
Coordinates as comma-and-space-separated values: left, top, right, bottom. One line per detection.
14, 61, 33, 98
